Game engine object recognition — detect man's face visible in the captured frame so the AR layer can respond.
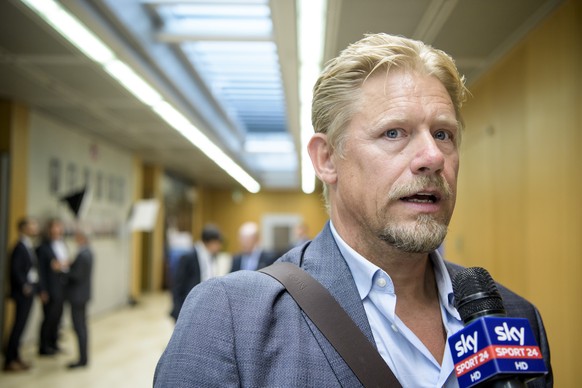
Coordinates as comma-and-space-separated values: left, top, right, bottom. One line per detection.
330, 70, 459, 253
206, 240, 223, 256
25, 220, 39, 237
239, 233, 257, 254
50, 222, 64, 240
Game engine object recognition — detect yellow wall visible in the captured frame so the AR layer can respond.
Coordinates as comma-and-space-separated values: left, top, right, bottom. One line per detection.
197, 187, 328, 254
446, 0, 581, 385
1, 100, 29, 342
0, 101, 29, 252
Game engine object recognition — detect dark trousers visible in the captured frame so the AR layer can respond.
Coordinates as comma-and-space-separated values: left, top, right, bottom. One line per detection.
70, 303, 88, 363
40, 295, 64, 351
5, 293, 33, 364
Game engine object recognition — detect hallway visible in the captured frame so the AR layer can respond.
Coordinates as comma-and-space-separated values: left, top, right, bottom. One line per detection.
1, 293, 174, 388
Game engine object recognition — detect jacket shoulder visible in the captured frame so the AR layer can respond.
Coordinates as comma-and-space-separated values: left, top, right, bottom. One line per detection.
155, 270, 287, 386
11, 241, 27, 257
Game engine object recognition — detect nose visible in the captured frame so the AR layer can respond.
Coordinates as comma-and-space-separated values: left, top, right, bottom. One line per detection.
409, 132, 445, 175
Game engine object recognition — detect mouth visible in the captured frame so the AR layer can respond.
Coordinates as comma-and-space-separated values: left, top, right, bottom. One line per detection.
399, 191, 441, 204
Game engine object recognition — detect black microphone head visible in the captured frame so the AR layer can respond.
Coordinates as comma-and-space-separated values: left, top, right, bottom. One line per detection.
453, 267, 506, 324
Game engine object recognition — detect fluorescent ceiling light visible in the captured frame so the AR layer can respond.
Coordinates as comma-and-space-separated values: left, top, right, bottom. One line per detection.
153, 101, 260, 193
297, 0, 327, 194
19, 0, 260, 193
104, 60, 162, 106
20, 0, 114, 64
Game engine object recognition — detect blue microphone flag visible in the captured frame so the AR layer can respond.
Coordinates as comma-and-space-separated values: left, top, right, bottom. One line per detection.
448, 316, 547, 387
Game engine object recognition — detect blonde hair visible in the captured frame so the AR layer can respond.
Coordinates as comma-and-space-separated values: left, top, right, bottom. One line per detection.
311, 33, 469, 205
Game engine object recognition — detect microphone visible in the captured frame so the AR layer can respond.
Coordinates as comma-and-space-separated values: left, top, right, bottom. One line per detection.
448, 267, 548, 387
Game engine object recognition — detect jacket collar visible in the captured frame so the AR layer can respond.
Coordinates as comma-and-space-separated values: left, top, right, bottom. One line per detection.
301, 222, 375, 341
291, 222, 376, 386
295, 222, 467, 386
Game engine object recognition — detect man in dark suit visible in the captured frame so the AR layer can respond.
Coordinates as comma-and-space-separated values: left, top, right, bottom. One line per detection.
230, 221, 277, 272
155, 33, 552, 387
65, 229, 93, 369
170, 225, 223, 321
4, 217, 39, 372
36, 218, 69, 355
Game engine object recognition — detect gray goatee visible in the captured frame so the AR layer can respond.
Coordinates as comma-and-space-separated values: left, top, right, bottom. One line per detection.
380, 175, 452, 253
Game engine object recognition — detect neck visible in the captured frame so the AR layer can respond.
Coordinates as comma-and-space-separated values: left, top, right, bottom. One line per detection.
373, 246, 436, 301
332, 220, 437, 300
330, 220, 447, 362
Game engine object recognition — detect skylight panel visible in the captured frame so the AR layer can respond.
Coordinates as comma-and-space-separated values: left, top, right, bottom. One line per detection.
155, 0, 288, 139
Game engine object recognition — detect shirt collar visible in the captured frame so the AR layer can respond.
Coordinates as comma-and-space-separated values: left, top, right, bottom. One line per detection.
195, 241, 209, 255
329, 221, 459, 319
21, 235, 33, 249
430, 249, 460, 320
330, 221, 387, 301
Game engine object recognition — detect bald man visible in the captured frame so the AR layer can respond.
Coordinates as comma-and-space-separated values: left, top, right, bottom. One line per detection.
230, 222, 277, 272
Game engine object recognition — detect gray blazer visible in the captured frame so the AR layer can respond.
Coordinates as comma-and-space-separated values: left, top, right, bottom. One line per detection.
66, 246, 93, 305
154, 222, 552, 387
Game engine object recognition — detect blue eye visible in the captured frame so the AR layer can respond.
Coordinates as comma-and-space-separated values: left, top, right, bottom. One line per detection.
385, 129, 400, 138
435, 130, 451, 141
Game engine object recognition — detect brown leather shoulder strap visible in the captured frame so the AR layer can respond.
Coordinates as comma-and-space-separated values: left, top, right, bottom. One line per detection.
259, 262, 402, 388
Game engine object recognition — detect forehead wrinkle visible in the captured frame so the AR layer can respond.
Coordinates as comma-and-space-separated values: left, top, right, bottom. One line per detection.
355, 71, 458, 133
364, 97, 453, 132
372, 71, 455, 109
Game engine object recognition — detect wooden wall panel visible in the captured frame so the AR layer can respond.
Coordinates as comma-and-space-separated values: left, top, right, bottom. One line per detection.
130, 156, 144, 300
523, 1, 581, 382
0, 101, 29, 249
1, 101, 29, 342
446, 0, 581, 385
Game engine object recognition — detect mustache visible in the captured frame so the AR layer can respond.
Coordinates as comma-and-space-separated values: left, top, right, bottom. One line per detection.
388, 175, 452, 201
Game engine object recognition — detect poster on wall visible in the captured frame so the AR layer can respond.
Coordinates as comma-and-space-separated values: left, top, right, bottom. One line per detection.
127, 199, 159, 231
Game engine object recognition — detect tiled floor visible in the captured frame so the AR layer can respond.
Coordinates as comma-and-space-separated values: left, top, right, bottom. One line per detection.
0, 292, 174, 388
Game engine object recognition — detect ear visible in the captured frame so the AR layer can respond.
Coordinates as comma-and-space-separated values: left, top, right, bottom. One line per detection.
307, 133, 337, 185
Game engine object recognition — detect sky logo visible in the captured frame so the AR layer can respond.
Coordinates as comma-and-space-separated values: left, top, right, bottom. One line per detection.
455, 332, 478, 357
494, 322, 525, 346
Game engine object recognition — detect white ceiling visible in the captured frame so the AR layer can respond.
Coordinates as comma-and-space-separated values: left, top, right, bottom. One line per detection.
0, 0, 564, 191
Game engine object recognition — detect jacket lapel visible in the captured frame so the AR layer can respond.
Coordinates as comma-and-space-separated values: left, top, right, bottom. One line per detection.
298, 222, 374, 386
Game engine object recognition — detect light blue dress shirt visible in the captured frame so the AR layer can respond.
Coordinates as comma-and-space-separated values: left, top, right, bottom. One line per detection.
330, 222, 463, 387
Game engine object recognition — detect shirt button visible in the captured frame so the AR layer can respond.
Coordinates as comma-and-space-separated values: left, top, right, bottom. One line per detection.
376, 278, 387, 288
391, 324, 398, 333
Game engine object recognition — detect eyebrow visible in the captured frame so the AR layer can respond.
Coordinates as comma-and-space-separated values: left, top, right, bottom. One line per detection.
433, 116, 460, 130
371, 115, 459, 131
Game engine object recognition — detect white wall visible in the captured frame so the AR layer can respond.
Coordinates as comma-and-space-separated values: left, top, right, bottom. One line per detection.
24, 111, 135, 342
